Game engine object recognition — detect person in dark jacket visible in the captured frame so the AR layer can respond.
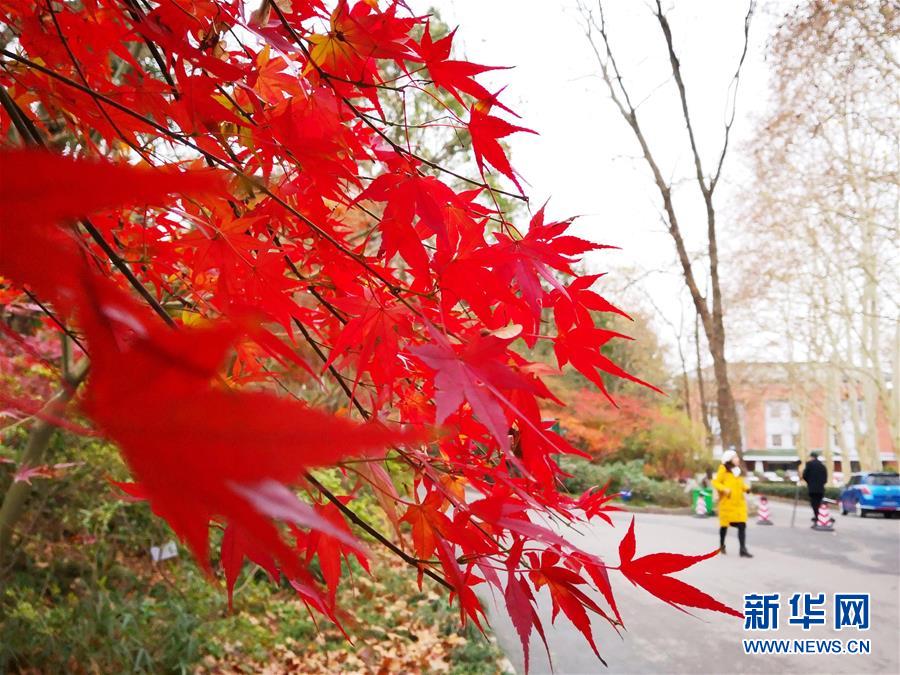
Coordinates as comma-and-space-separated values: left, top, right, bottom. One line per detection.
802, 452, 828, 522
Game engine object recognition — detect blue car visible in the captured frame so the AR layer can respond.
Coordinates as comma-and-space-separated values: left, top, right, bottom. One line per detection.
839, 472, 900, 518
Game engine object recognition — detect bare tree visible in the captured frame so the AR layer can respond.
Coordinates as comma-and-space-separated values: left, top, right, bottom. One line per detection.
581, 0, 754, 460
736, 1, 899, 471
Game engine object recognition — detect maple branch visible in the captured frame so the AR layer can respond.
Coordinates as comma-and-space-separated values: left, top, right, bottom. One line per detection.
286, 309, 433, 484
0, 361, 89, 561
0, 77, 177, 328
291, 316, 370, 419
267, 2, 527, 203
304, 473, 453, 591
0, 85, 38, 146
117, 0, 179, 96
45, 1, 152, 162
21, 289, 88, 355
351, 98, 526, 202
1, 49, 430, 321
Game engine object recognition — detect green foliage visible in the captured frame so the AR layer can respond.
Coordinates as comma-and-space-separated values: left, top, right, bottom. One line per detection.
615, 404, 706, 479
0, 437, 504, 673
751, 482, 840, 500
560, 457, 690, 507
0, 437, 300, 672
1, 556, 305, 673
0, 435, 172, 557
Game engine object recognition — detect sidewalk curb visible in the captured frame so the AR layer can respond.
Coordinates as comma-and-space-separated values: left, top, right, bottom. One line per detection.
620, 504, 691, 515
619, 503, 761, 516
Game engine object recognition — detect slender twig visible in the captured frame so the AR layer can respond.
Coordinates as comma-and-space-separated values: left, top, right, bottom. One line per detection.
0, 79, 176, 327
304, 473, 452, 591
267, 2, 527, 203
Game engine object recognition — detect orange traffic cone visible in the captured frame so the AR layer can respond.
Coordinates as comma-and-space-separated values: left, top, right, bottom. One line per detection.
812, 500, 835, 531
757, 496, 774, 525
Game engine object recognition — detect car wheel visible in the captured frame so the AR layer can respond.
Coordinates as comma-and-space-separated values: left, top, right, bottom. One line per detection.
859, 509, 868, 518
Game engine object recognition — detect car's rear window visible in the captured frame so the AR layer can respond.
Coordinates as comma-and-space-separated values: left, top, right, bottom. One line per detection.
864, 474, 900, 486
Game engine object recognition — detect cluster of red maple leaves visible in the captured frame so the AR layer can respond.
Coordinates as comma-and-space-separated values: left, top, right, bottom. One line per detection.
0, 0, 739, 666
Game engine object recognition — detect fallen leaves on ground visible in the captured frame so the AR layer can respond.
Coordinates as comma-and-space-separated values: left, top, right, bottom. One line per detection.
196, 553, 505, 675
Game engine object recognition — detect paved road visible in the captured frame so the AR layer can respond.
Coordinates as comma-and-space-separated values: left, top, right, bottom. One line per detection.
483, 500, 900, 674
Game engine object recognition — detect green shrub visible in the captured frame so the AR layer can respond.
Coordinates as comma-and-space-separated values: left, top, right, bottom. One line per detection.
559, 457, 690, 507
751, 482, 840, 500
0, 435, 505, 673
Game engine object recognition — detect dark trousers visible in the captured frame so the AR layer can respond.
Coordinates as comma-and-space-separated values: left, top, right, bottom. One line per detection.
719, 522, 746, 549
809, 492, 824, 520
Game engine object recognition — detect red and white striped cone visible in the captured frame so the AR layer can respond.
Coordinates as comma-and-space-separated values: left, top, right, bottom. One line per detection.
757, 496, 774, 525
694, 494, 708, 518
812, 500, 835, 531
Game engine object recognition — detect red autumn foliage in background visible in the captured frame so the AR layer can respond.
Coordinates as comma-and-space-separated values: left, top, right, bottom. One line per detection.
0, 0, 739, 665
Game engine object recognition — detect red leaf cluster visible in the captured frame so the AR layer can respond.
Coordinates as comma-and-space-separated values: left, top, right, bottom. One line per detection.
0, 0, 739, 663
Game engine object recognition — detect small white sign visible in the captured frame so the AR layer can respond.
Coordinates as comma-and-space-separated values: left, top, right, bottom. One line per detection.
150, 540, 178, 562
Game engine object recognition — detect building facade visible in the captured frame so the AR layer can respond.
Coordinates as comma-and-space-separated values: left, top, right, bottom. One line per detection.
693, 362, 897, 481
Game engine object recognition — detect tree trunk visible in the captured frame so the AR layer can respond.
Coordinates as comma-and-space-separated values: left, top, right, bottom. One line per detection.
863, 375, 881, 471
695, 314, 713, 454
825, 363, 839, 483
707, 323, 742, 457
0, 362, 87, 563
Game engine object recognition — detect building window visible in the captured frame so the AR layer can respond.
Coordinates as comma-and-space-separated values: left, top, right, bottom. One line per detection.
792, 434, 800, 448
765, 400, 794, 449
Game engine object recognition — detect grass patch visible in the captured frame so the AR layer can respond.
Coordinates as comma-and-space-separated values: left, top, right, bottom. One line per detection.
0, 437, 505, 673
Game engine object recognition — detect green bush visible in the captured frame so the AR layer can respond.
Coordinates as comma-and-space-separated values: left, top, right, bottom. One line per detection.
0, 436, 316, 672
560, 457, 690, 507
751, 482, 841, 500
0, 436, 504, 673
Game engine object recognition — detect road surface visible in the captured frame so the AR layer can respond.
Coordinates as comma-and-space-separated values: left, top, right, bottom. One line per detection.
483, 499, 900, 674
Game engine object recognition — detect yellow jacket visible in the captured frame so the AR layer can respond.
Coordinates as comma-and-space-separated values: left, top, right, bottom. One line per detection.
712, 464, 748, 525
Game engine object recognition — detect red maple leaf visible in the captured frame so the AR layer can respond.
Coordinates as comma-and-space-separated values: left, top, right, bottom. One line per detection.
528, 549, 611, 665
400, 489, 451, 562
357, 168, 465, 279
412, 326, 538, 452
220, 521, 280, 611
468, 102, 536, 193
618, 517, 742, 618
0, 4, 744, 661
415, 23, 505, 105
301, 500, 369, 604
0, 149, 418, 582
554, 324, 663, 403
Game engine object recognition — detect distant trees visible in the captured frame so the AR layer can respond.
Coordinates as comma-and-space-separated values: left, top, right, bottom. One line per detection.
543, 305, 707, 477
737, 1, 899, 471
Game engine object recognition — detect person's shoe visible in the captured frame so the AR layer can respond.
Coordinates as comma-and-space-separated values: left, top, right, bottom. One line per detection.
740, 548, 753, 558
719, 545, 726, 555
811, 517, 817, 522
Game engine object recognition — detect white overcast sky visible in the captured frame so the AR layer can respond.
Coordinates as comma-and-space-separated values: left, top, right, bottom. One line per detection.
427, 0, 787, 365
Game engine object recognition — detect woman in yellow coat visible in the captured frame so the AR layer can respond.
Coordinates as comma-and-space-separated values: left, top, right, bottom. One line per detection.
712, 449, 753, 557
